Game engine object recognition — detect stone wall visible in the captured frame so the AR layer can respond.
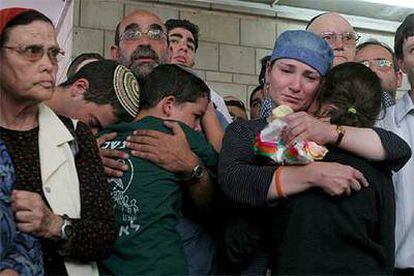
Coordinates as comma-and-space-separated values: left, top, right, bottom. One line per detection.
72, 0, 405, 105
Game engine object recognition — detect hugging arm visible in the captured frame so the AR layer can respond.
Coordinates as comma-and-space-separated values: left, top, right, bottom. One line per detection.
218, 121, 368, 206
282, 112, 411, 170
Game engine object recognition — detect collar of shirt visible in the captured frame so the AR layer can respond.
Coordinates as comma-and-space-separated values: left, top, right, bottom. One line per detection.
395, 91, 414, 127
382, 91, 395, 108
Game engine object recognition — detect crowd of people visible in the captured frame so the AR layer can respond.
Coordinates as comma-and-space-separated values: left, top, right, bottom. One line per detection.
0, 5, 413, 276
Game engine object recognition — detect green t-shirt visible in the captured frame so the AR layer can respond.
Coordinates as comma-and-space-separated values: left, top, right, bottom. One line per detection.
98, 116, 218, 275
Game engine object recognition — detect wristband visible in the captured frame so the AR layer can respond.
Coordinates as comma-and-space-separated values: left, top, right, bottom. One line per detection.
274, 167, 286, 198
334, 125, 346, 146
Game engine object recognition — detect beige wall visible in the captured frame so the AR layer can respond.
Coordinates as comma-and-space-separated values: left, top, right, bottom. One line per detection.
72, 0, 407, 105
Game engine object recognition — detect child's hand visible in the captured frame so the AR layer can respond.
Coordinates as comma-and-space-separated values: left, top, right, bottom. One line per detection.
281, 112, 336, 146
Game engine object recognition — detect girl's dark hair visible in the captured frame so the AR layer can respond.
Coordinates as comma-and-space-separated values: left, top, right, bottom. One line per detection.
0, 10, 53, 46
316, 62, 382, 128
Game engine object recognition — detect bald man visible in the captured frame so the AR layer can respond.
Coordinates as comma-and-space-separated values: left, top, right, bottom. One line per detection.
307, 12, 360, 66
111, 10, 168, 82
103, 10, 219, 275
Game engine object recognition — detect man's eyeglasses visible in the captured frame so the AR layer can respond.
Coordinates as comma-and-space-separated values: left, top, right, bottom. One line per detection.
320, 31, 361, 45
360, 59, 393, 71
120, 27, 165, 42
2, 44, 64, 64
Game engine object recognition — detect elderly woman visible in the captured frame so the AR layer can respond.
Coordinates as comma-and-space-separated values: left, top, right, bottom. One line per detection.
0, 8, 116, 275
218, 30, 410, 274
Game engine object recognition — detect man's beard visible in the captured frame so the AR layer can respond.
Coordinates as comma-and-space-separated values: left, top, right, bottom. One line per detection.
120, 45, 166, 82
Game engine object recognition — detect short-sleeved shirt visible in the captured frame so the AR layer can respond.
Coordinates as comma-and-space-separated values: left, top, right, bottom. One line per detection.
99, 116, 218, 275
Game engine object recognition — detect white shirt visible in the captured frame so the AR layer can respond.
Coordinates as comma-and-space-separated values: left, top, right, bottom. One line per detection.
210, 89, 233, 124
376, 91, 414, 269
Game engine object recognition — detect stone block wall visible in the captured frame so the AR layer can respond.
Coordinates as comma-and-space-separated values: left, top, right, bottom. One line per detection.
72, 0, 404, 106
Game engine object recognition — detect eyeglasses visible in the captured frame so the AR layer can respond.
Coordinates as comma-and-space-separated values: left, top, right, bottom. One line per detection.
2, 44, 65, 64
119, 27, 165, 42
320, 32, 361, 45
360, 59, 393, 71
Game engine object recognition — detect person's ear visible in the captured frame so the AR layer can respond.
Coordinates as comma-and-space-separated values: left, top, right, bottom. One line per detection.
168, 45, 174, 63
70, 78, 89, 99
264, 62, 272, 94
397, 58, 406, 74
111, 45, 120, 60
396, 70, 403, 88
161, 96, 176, 117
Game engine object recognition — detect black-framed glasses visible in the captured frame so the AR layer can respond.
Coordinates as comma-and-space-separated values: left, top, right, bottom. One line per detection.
320, 31, 361, 45
360, 59, 393, 71
2, 44, 65, 64
119, 27, 165, 42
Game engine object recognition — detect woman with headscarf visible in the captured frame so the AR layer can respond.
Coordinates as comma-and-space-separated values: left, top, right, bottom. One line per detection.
218, 30, 410, 274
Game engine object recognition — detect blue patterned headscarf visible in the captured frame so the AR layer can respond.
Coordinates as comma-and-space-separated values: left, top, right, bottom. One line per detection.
260, 30, 334, 119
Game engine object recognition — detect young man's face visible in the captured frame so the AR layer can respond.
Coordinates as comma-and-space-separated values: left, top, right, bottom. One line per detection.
399, 36, 414, 89
250, 88, 264, 120
63, 100, 118, 135
168, 27, 196, 68
169, 96, 208, 131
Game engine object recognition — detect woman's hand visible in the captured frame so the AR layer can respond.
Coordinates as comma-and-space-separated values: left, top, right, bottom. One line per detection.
281, 111, 336, 145
307, 162, 368, 196
12, 190, 63, 239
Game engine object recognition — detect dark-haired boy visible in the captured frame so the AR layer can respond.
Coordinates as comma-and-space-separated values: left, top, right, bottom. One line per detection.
165, 18, 232, 125
98, 64, 218, 275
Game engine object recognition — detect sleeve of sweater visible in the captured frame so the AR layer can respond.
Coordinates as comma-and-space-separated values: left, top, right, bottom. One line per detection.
64, 122, 117, 261
218, 120, 277, 207
372, 127, 412, 172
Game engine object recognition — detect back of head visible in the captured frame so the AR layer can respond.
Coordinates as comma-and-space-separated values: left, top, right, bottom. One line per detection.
395, 13, 414, 60
66, 52, 105, 78
317, 62, 382, 127
140, 64, 210, 110
270, 30, 333, 76
0, 8, 53, 46
61, 60, 140, 122
165, 19, 199, 51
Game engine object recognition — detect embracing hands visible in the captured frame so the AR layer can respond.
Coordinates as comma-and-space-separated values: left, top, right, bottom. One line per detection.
307, 162, 369, 196
97, 132, 129, 177
97, 122, 198, 177
281, 111, 336, 145
126, 121, 198, 173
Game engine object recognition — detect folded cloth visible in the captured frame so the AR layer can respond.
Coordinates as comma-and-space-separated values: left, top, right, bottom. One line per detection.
253, 106, 328, 164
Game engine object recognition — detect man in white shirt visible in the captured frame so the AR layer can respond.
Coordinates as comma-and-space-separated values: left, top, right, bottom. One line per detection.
376, 14, 414, 275
165, 18, 232, 125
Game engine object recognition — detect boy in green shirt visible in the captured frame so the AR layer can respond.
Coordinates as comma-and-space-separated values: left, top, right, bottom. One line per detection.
99, 64, 218, 275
